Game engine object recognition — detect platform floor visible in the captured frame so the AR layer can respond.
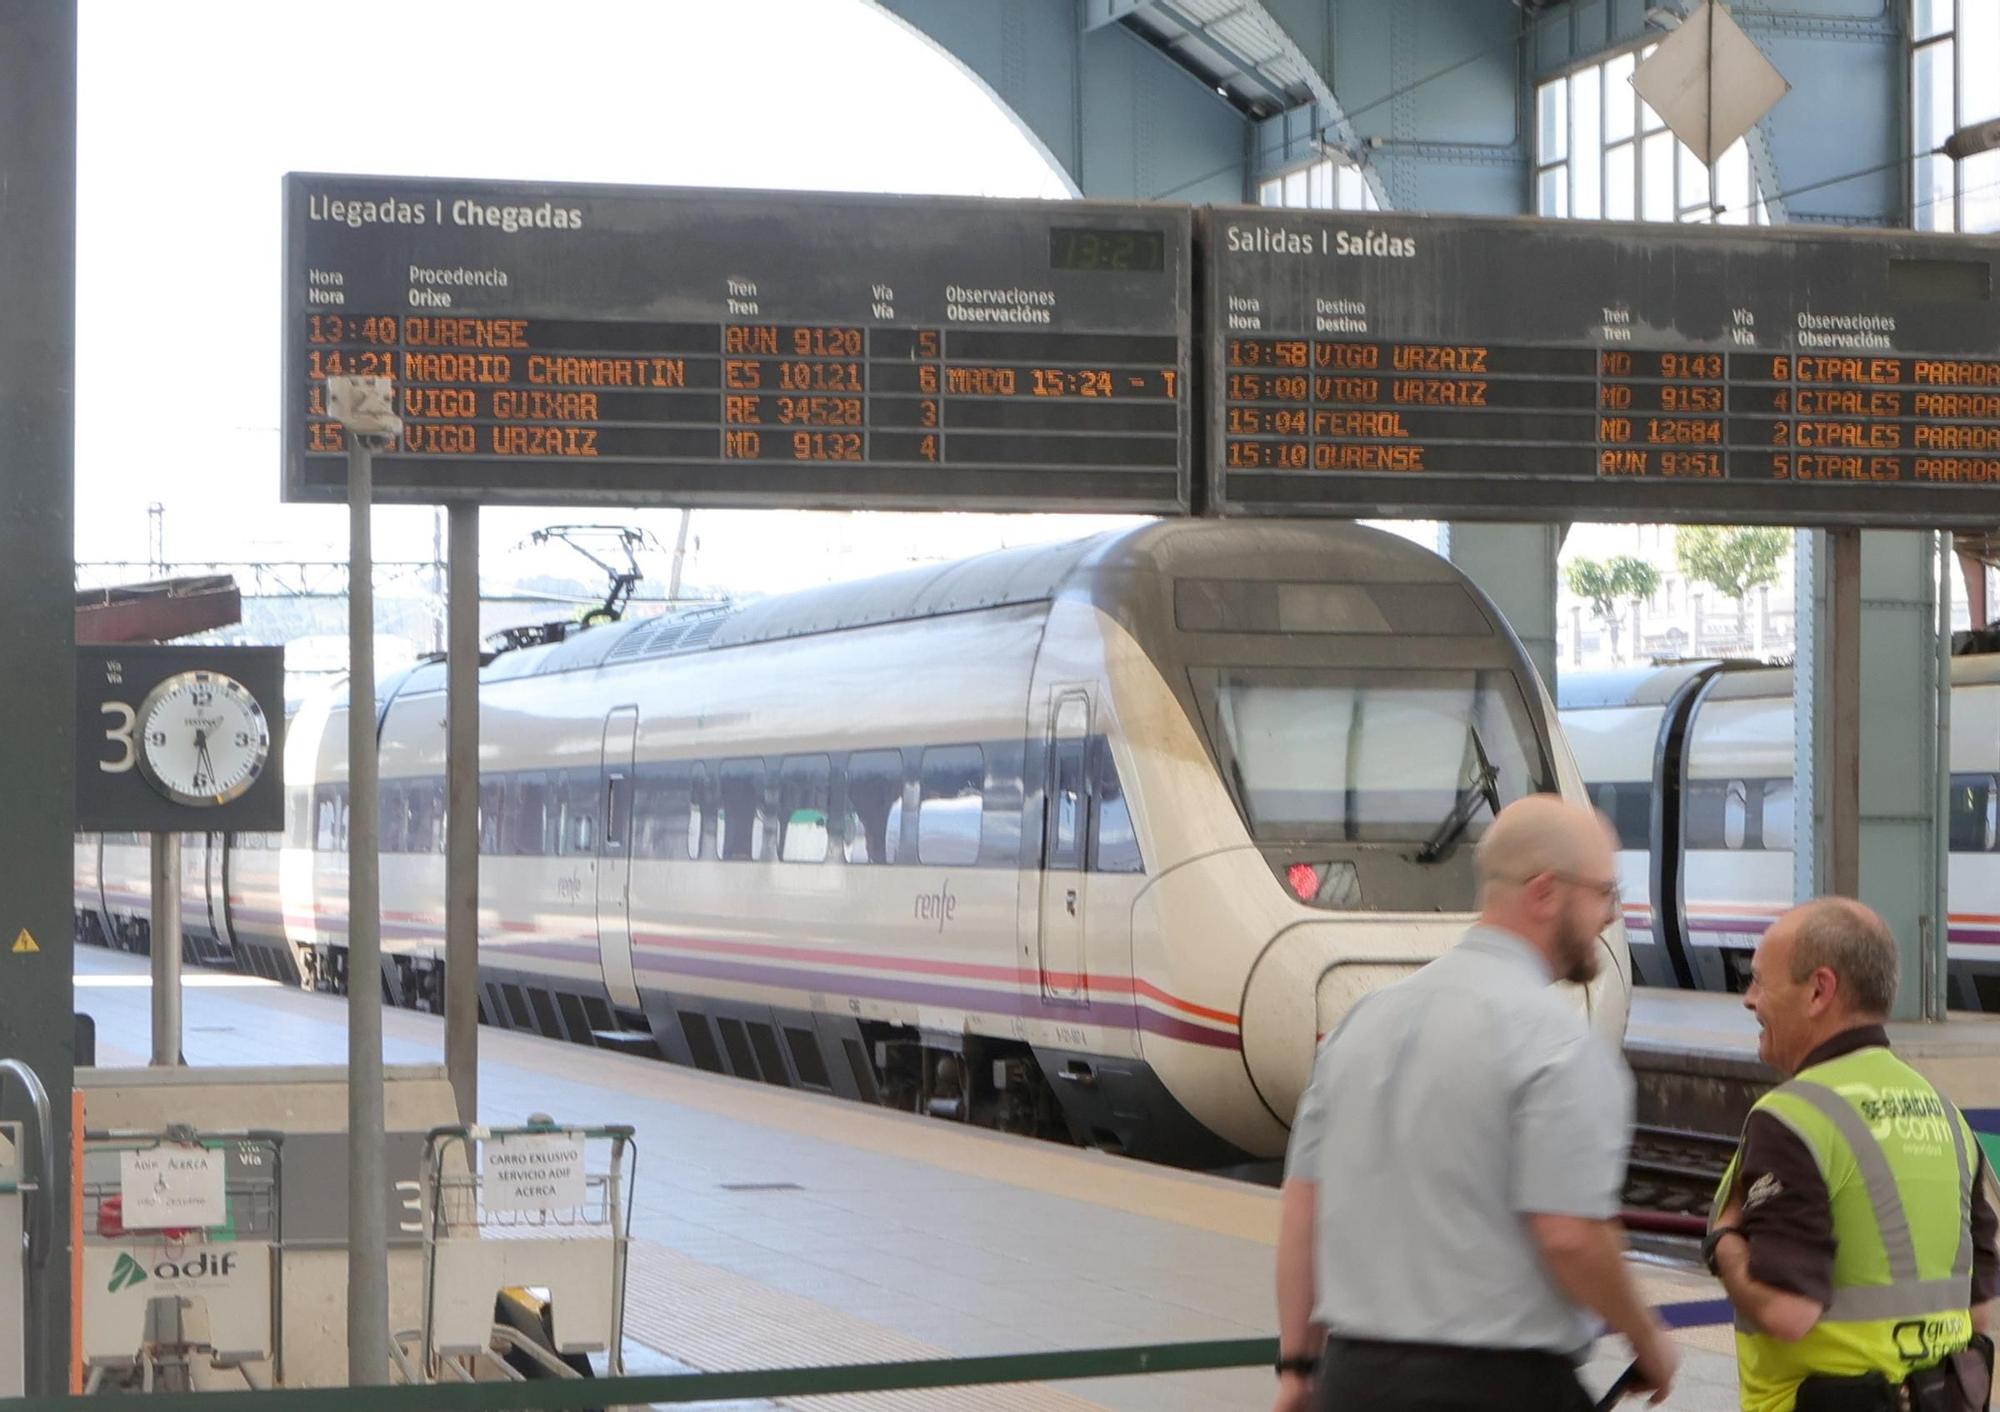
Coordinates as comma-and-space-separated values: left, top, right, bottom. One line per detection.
1629, 985, 2000, 1063
76, 948, 1747, 1410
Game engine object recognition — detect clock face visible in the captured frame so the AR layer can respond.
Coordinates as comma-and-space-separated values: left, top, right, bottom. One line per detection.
134, 671, 271, 807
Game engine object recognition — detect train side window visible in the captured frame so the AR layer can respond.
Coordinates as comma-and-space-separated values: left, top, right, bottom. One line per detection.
478, 778, 502, 855
571, 772, 599, 855
918, 746, 984, 866
316, 784, 340, 851
631, 764, 675, 859
1723, 781, 1749, 850
378, 781, 407, 854
718, 758, 767, 861
1685, 781, 1731, 850
687, 764, 708, 860
1612, 784, 1651, 851
1949, 774, 1997, 853
1090, 737, 1143, 875
979, 739, 1025, 867
1762, 780, 1795, 852
778, 755, 831, 864
509, 773, 549, 856
842, 750, 903, 865
604, 773, 631, 850
1048, 739, 1086, 871
408, 778, 438, 855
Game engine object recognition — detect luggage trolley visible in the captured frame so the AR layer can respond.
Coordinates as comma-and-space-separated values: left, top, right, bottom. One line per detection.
79, 1125, 284, 1393
403, 1119, 635, 1385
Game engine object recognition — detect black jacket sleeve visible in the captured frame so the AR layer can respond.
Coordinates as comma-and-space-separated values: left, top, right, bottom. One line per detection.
1735, 1110, 1837, 1306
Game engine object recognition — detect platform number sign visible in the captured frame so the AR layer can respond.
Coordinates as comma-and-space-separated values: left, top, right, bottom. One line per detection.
76, 645, 285, 833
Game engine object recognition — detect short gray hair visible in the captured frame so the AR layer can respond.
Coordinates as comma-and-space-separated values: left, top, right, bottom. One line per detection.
1791, 898, 1898, 1018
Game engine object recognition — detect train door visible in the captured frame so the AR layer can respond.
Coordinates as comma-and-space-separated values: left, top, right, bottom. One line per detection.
1038, 689, 1091, 1002
597, 707, 641, 1010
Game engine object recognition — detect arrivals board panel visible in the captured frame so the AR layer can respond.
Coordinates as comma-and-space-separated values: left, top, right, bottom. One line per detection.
282, 176, 1191, 511
1204, 210, 2000, 527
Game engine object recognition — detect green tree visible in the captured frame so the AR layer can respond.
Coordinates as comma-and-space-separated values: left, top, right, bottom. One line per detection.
1674, 526, 1790, 638
1564, 555, 1661, 663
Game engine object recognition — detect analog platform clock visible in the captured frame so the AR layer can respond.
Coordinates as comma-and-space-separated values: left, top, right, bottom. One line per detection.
133, 670, 272, 807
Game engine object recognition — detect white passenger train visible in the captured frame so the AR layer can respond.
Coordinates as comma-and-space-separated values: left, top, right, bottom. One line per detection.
77, 521, 1627, 1167
1559, 656, 2000, 1009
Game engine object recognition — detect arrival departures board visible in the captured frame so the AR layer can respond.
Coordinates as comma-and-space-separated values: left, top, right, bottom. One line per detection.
283, 175, 1191, 512
1204, 210, 2000, 528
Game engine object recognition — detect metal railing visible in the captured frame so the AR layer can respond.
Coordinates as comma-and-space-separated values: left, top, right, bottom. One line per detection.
0, 1335, 1277, 1410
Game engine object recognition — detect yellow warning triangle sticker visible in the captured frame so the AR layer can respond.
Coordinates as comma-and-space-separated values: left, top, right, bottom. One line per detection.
10, 929, 38, 954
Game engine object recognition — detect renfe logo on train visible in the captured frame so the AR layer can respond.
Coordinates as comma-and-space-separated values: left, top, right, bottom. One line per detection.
914, 879, 958, 933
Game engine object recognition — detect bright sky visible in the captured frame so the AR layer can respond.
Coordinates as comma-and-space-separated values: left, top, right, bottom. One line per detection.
76, 0, 1154, 597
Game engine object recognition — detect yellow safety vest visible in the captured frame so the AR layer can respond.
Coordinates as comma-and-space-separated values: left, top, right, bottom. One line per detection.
1711, 1046, 1980, 1412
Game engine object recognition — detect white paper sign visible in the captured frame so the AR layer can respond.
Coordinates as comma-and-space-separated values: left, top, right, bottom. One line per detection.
119, 1147, 225, 1229
484, 1133, 585, 1215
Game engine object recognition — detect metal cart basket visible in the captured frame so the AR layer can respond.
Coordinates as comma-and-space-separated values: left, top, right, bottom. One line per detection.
79, 1125, 284, 1393
404, 1119, 635, 1384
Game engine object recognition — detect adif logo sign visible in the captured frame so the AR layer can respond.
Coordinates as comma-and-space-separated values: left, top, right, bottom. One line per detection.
105, 1249, 238, 1292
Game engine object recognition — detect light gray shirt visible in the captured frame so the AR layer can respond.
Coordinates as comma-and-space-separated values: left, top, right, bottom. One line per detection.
1283, 925, 1633, 1354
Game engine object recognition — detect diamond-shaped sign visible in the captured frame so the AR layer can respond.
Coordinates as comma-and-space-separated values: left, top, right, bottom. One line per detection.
1631, 1, 1789, 166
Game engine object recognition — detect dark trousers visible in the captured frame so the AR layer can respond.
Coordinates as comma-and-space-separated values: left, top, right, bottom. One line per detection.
1313, 1337, 1595, 1412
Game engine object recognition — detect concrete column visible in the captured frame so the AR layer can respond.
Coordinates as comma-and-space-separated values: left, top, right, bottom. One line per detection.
0, 3, 75, 1393
1794, 529, 1948, 1021
1441, 522, 1561, 694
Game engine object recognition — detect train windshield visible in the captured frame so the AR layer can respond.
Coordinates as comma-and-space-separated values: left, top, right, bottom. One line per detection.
1205, 667, 1552, 844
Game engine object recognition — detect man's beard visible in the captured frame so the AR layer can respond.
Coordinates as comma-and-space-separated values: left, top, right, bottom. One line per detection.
1557, 922, 1601, 985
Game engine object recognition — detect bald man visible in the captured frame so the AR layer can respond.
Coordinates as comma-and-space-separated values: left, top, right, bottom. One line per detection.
1707, 899, 1997, 1412
1272, 794, 1675, 1412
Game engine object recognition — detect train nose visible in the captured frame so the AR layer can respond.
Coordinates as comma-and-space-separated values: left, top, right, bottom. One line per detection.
1238, 918, 1464, 1129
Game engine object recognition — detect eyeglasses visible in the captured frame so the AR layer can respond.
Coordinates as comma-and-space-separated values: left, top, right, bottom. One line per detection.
1551, 872, 1621, 903
1507, 871, 1621, 902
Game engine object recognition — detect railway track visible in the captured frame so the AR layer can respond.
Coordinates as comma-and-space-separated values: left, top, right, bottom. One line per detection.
1622, 1124, 1738, 1253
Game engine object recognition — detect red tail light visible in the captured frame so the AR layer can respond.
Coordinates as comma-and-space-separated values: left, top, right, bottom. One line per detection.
1287, 863, 1321, 902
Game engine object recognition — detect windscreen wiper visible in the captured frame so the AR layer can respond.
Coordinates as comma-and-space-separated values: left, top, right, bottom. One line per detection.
1416, 728, 1502, 863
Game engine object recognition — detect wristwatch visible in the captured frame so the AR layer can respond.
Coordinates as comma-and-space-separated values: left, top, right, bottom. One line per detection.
1703, 1223, 1748, 1276
1275, 1354, 1319, 1378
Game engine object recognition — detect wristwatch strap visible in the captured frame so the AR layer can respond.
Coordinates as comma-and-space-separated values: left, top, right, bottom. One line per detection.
1275, 1354, 1319, 1377
1703, 1223, 1747, 1275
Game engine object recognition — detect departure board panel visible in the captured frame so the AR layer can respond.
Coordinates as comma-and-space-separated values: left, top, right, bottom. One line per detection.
1204, 211, 2000, 527
283, 175, 1190, 511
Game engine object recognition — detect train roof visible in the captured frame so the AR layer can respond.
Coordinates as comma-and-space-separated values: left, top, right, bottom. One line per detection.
439, 520, 1470, 687
1556, 663, 1730, 710
1560, 651, 2000, 714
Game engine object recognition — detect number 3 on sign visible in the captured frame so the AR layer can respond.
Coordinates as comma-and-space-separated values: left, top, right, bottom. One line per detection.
100, 702, 136, 773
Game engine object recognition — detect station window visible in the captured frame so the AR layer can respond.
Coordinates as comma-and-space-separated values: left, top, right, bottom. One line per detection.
778, 755, 831, 864
1256, 157, 1381, 212
843, 750, 904, 865
1535, 50, 1769, 226
1913, 2, 2000, 233
918, 746, 984, 866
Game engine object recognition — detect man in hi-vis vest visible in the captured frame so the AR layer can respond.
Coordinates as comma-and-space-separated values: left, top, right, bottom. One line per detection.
1707, 898, 1997, 1412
